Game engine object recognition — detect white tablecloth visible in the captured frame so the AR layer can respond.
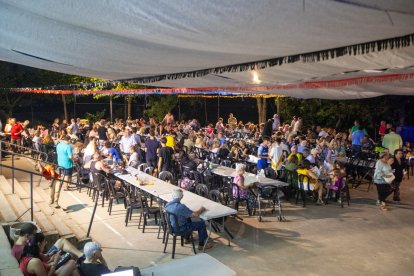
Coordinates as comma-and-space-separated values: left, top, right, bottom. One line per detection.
140, 253, 236, 276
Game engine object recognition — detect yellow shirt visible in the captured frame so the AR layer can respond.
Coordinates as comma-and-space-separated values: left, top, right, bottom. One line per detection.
288, 153, 302, 162
165, 135, 176, 148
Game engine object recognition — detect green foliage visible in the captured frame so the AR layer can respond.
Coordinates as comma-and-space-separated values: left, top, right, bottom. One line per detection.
85, 109, 107, 123
144, 95, 178, 120
277, 96, 401, 134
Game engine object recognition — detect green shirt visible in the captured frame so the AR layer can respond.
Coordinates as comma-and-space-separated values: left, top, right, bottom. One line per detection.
382, 132, 402, 153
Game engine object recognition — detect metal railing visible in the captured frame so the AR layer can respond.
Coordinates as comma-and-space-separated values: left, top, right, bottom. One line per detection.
0, 140, 51, 193
0, 150, 99, 238
0, 140, 49, 161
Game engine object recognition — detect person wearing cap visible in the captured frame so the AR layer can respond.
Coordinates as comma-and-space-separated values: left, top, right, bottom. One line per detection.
165, 189, 213, 250
79, 242, 110, 276
11, 223, 83, 264
56, 135, 74, 194
373, 152, 395, 211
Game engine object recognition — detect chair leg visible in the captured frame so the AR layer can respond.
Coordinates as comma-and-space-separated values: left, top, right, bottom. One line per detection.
125, 208, 130, 226
191, 234, 196, 254
172, 236, 177, 259
163, 233, 169, 253
142, 214, 147, 233
301, 190, 306, 207
138, 211, 143, 229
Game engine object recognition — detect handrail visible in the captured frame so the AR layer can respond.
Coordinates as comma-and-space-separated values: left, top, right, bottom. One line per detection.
0, 163, 99, 238
0, 140, 49, 162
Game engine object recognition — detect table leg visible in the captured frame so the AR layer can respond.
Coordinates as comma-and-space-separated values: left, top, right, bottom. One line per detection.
203, 220, 213, 252
275, 187, 285, 222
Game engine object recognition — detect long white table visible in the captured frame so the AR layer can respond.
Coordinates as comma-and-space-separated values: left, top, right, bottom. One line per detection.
211, 165, 288, 188
140, 253, 236, 276
116, 166, 237, 249
210, 165, 287, 222
141, 253, 236, 276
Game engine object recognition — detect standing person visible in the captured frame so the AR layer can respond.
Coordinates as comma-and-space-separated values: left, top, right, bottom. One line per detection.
269, 137, 283, 175
97, 120, 108, 147
158, 137, 174, 173
294, 117, 303, 133
165, 189, 213, 250
119, 128, 136, 158
272, 114, 280, 132
373, 152, 395, 211
227, 113, 237, 130
257, 136, 270, 173
215, 118, 225, 133
10, 118, 23, 151
351, 126, 364, 156
162, 111, 174, 126
350, 120, 361, 134
378, 120, 387, 139
382, 127, 402, 153
391, 149, 406, 204
35, 162, 61, 207
56, 136, 74, 194
262, 119, 273, 138
145, 129, 160, 169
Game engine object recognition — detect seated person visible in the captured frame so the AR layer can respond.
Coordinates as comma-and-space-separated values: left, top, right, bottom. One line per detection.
103, 141, 122, 163
296, 160, 324, 205
165, 189, 213, 250
19, 233, 79, 276
12, 223, 83, 263
127, 145, 141, 167
79, 242, 111, 276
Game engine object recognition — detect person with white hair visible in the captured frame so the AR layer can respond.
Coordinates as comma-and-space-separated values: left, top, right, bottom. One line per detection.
79, 242, 111, 276
233, 164, 255, 215
165, 189, 213, 250
272, 114, 280, 132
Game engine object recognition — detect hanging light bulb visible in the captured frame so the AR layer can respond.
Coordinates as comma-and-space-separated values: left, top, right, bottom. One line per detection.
252, 70, 261, 84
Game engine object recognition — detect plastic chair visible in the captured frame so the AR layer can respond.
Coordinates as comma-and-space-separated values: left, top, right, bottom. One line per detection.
124, 189, 141, 226
138, 193, 160, 233
106, 180, 127, 215
163, 211, 196, 259
159, 171, 174, 183
195, 184, 209, 198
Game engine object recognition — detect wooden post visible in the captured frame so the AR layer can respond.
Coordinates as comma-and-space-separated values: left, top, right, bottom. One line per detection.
61, 94, 68, 122
109, 95, 113, 122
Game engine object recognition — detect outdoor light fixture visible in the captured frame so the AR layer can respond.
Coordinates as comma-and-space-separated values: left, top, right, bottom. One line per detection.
252, 71, 261, 84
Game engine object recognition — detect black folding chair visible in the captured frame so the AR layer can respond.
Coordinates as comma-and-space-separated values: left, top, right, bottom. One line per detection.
163, 211, 196, 259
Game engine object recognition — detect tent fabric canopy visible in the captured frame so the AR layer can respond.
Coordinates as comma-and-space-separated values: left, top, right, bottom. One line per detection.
1, 0, 414, 99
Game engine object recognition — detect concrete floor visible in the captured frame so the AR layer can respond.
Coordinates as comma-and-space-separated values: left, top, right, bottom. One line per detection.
2, 157, 414, 276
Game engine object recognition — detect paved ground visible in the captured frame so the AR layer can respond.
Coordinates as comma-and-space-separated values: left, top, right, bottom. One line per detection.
2, 156, 414, 276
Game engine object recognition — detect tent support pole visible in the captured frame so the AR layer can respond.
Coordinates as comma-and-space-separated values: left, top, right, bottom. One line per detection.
178, 97, 181, 121
110, 95, 113, 122
217, 96, 220, 120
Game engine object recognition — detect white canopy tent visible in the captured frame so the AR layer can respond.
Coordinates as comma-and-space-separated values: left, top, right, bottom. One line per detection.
1, 0, 414, 98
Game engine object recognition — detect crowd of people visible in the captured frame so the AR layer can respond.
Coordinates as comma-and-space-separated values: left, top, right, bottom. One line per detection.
1, 112, 412, 275
0, 113, 411, 210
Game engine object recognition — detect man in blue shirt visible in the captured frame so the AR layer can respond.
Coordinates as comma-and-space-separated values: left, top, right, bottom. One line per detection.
56, 136, 73, 207
257, 136, 270, 172
351, 126, 365, 156
165, 189, 213, 250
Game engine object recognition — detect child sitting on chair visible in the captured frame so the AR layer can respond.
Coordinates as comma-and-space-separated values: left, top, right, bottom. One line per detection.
233, 163, 255, 216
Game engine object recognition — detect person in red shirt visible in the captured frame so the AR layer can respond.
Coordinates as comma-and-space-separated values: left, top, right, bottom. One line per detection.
35, 161, 62, 207
10, 118, 23, 152
379, 120, 387, 139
